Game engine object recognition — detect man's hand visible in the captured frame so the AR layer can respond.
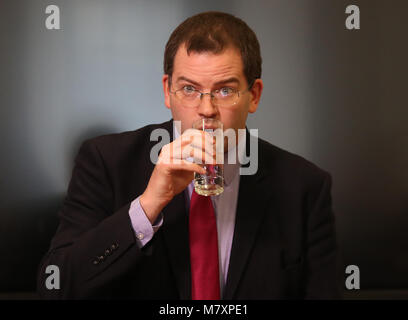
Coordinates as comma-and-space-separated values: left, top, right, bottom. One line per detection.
140, 129, 216, 224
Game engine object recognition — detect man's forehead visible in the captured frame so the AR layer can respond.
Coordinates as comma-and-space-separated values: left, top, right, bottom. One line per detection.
172, 45, 245, 81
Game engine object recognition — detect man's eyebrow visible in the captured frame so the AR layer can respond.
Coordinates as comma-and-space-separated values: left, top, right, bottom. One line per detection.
176, 76, 201, 87
213, 77, 240, 85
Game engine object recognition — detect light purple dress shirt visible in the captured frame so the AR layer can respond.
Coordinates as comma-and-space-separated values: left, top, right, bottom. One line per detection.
129, 126, 241, 296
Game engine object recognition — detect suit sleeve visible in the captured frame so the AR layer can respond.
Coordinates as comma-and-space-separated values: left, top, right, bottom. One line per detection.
304, 172, 343, 299
37, 139, 152, 299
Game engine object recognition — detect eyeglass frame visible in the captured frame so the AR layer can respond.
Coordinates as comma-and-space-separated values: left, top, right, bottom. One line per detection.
168, 76, 256, 108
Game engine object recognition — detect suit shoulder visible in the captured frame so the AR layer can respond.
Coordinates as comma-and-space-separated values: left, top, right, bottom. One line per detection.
258, 138, 331, 184
80, 120, 172, 153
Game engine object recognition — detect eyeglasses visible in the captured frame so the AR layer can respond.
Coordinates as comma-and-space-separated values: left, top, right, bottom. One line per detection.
169, 82, 253, 108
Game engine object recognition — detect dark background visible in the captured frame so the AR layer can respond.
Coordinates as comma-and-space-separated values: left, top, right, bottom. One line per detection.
1, 0, 407, 298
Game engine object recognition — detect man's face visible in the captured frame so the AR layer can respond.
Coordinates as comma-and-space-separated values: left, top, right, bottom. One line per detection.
163, 45, 263, 140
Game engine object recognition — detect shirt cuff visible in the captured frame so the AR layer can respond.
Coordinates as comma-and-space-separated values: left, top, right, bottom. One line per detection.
129, 196, 163, 248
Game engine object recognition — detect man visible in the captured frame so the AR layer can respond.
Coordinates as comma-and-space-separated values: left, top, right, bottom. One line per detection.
37, 11, 341, 299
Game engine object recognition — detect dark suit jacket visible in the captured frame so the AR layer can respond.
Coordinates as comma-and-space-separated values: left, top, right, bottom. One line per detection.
37, 120, 341, 299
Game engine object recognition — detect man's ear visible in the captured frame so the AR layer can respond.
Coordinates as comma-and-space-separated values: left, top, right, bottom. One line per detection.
162, 74, 171, 109
248, 79, 263, 114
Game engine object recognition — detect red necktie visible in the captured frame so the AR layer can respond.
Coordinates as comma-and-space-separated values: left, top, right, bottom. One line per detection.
189, 189, 221, 300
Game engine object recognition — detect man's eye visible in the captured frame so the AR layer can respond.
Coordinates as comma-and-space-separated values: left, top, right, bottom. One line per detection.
219, 87, 234, 97
183, 86, 195, 95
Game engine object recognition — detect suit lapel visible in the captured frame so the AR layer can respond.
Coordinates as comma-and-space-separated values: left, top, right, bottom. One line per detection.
222, 172, 270, 299
223, 131, 271, 300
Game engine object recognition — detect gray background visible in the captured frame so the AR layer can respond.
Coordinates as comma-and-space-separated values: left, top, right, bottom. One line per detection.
1, 0, 407, 296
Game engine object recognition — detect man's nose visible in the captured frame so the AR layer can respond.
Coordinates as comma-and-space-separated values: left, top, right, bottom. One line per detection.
197, 93, 218, 118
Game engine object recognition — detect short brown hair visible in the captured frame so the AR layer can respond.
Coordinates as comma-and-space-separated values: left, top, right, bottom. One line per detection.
164, 11, 262, 87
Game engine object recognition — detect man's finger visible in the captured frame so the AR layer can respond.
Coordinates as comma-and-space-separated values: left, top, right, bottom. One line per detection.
167, 159, 206, 174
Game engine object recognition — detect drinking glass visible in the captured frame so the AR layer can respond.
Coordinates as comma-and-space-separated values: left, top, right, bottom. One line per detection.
192, 118, 224, 196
